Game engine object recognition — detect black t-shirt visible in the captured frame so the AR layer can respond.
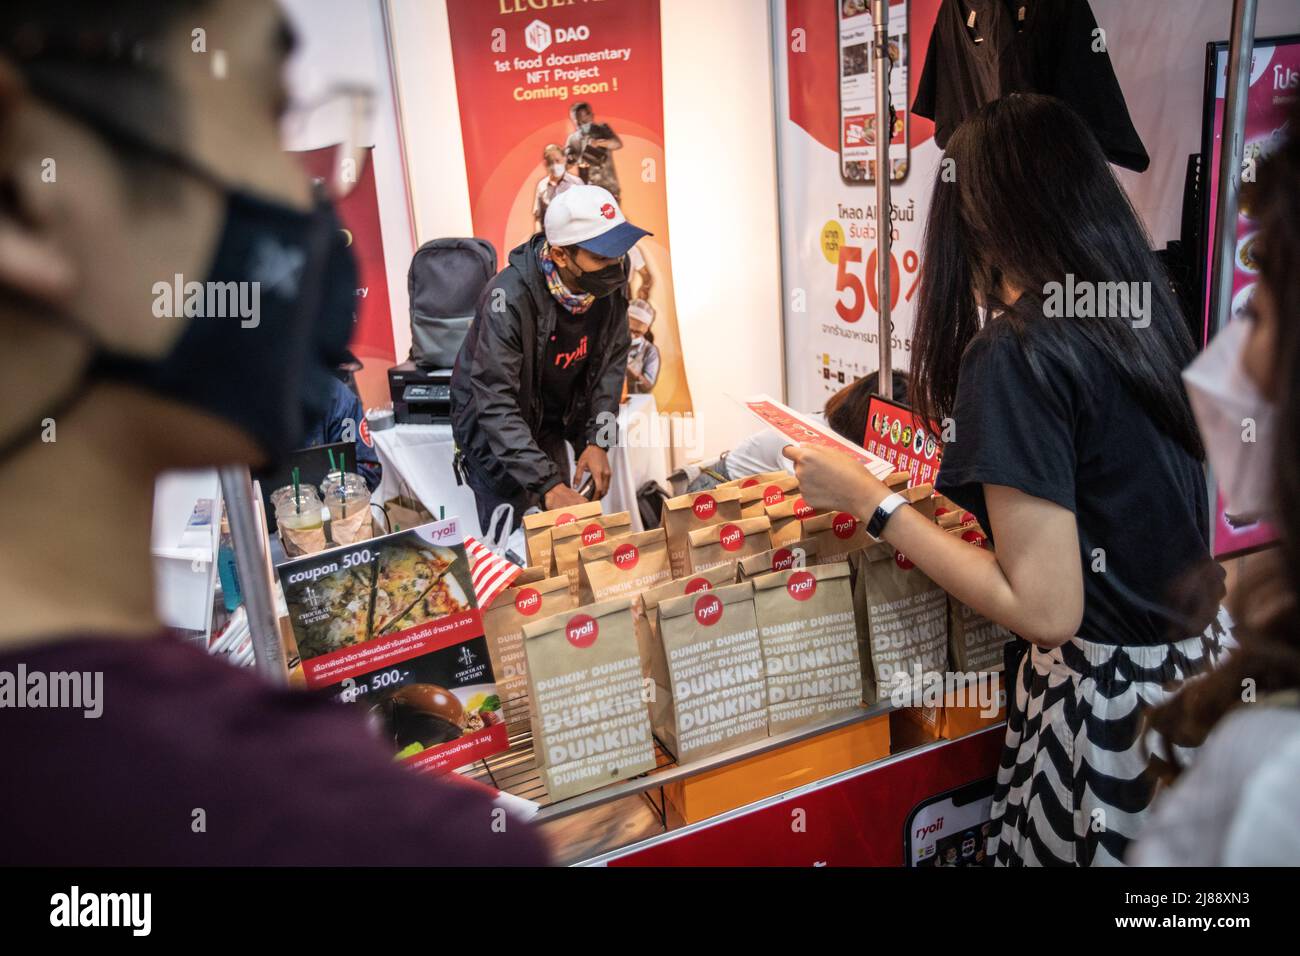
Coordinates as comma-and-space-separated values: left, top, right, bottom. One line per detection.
935, 312, 1220, 646
913, 0, 1149, 172
541, 310, 595, 429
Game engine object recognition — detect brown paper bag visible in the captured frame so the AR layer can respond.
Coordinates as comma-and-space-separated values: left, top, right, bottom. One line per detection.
522, 597, 657, 802
633, 565, 739, 751
752, 563, 863, 734
685, 516, 773, 574
522, 500, 604, 572
714, 469, 791, 492
942, 524, 1010, 672
577, 527, 672, 604
550, 511, 632, 600
764, 495, 826, 548
851, 542, 949, 705
661, 487, 742, 578
737, 474, 800, 518
481, 573, 576, 735
382, 495, 432, 533
737, 537, 821, 580
803, 509, 873, 562
657, 582, 768, 763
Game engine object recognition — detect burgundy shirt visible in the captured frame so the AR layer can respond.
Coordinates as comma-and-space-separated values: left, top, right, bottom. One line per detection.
0, 635, 550, 866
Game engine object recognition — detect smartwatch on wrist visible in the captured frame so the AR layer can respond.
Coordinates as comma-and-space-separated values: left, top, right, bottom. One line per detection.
866, 491, 909, 539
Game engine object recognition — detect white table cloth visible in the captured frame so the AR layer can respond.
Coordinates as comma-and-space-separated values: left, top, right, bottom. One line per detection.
370, 393, 671, 542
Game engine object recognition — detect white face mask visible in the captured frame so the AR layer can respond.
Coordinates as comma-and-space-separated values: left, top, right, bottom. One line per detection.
629, 334, 644, 347
579, 122, 592, 134
1182, 318, 1277, 522
549, 162, 565, 178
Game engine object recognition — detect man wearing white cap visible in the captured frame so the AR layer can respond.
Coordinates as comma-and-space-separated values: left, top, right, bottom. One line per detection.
625, 298, 660, 395
451, 185, 652, 532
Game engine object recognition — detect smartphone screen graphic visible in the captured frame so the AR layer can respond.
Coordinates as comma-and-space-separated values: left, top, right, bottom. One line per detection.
838, 0, 910, 184
904, 778, 995, 867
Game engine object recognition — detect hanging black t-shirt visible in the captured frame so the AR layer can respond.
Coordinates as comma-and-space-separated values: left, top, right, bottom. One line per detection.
913, 0, 1149, 171
935, 309, 1222, 646
540, 309, 596, 430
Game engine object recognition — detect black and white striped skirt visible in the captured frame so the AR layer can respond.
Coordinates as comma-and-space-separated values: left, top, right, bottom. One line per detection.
989, 607, 1234, 867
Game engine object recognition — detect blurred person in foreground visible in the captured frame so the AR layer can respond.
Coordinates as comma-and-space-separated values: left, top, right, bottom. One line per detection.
1132, 101, 1300, 865
0, 0, 547, 865
785, 95, 1230, 866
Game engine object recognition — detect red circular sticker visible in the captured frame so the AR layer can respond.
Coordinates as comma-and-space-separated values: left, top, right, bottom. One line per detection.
718, 523, 745, 552
613, 543, 640, 570
832, 512, 858, 540
556, 512, 576, 526
763, 485, 786, 506
581, 523, 606, 546
741, 478, 760, 489
684, 576, 713, 595
694, 593, 723, 626
894, 551, 915, 570
600, 202, 616, 220
359, 416, 374, 448
934, 506, 950, 518
692, 494, 717, 520
566, 613, 598, 648
515, 587, 542, 616
787, 570, 817, 601
772, 547, 795, 571
793, 498, 815, 519
961, 529, 987, 548
961, 511, 976, 525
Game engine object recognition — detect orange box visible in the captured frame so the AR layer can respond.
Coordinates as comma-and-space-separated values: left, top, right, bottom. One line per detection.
663, 714, 890, 825
894, 701, 1005, 747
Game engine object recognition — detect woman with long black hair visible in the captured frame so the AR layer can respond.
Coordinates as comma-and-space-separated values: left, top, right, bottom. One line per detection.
787, 93, 1232, 866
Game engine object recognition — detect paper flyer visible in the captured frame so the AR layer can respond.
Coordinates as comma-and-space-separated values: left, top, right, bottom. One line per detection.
742, 393, 895, 480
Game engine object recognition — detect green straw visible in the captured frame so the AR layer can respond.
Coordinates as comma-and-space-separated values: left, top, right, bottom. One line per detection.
292, 466, 301, 514
327, 448, 337, 475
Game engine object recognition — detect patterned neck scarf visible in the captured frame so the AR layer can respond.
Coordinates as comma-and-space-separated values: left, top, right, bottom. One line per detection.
539, 241, 596, 314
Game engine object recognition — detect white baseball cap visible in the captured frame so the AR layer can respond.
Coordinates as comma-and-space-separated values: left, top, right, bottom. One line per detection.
628, 298, 656, 327
544, 184, 651, 258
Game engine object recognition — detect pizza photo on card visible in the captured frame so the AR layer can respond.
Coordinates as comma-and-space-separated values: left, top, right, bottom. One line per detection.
278, 518, 509, 772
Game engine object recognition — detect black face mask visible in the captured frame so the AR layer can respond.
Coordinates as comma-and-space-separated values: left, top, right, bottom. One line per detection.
0, 84, 358, 468
570, 258, 626, 299
91, 190, 357, 465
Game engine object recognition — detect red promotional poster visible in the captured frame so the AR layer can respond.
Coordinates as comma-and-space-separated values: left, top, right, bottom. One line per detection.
444, 0, 693, 414
863, 394, 943, 487
1200, 36, 1299, 557
297, 146, 396, 412
278, 518, 508, 773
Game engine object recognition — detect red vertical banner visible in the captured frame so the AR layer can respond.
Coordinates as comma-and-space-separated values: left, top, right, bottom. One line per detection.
298, 146, 396, 412
444, 0, 692, 414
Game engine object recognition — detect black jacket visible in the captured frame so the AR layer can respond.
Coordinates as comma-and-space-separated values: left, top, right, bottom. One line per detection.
450, 235, 630, 498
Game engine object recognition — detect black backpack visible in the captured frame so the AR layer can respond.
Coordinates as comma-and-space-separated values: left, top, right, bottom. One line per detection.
408, 237, 497, 369
636, 480, 669, 530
